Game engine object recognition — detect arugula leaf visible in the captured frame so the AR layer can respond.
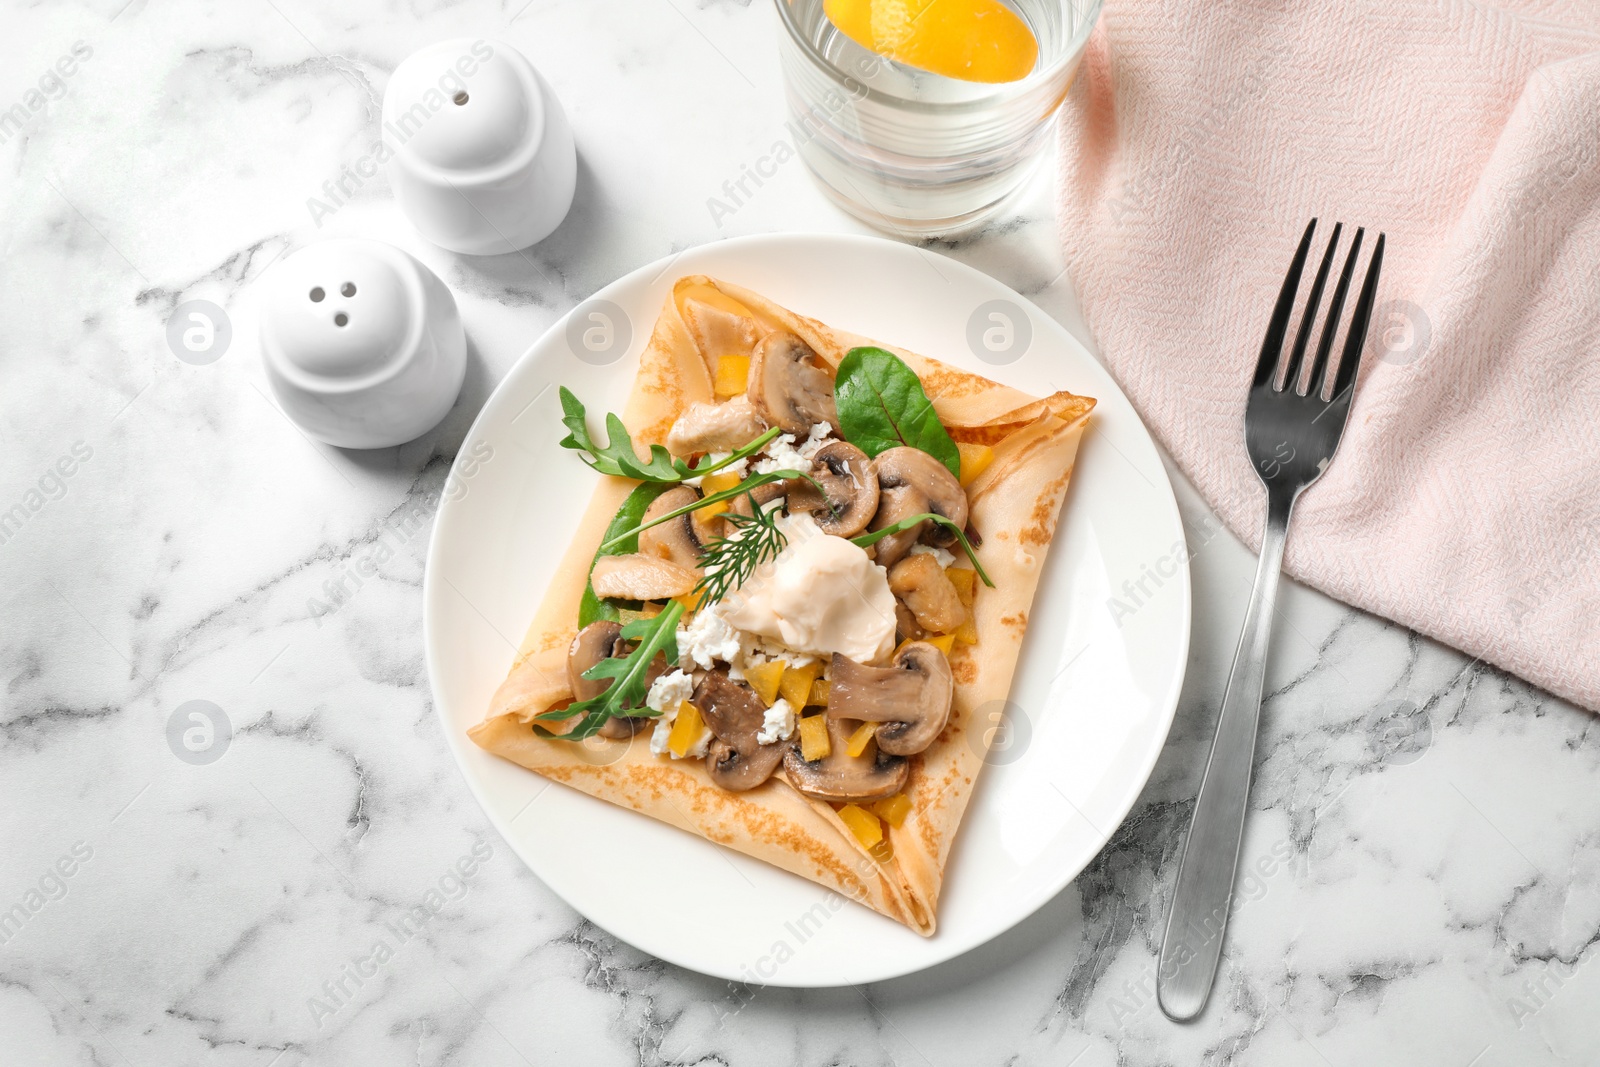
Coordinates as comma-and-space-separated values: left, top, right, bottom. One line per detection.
850, 512, 994, 588
833, 347, 961, 480
535, 600, 686, 741
559, 386, 680, 479
580, 482, 673, 627
559, 387, 781, 484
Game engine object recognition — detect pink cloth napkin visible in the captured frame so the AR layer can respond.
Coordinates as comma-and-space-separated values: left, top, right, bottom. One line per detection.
1055, 2, 1600, 711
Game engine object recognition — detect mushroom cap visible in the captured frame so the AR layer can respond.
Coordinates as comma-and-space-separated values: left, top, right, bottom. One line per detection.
694, 670, 786, 791
727, 477, 789, 521
867, 447, 969, 568
638, 486, 714, 572
782, 715, 909, 803
788, 439, 879, 537
567, 620, 622, 703
747, 331, 838, 436
827, 642, 954, 756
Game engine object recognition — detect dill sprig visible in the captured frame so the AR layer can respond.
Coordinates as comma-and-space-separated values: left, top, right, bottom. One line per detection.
694, 493, 788, 606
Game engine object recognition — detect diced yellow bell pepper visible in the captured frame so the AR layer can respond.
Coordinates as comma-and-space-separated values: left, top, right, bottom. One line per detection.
957, 442, 994, 486
778, 661, 821, 709
798, 713, 831, 761
837, 804, 884, 850
925, 633, 955, 656
870, 837, 894, 863
672, 589, 705, 613
871, 793, 912, 827
701, 469, 743, 495
667, 701, 704, 758
954, 616, 979, 645
945, 566, 977, 606
617, 604, 663, 625
845, 721, 877, 758
694, 497, 730, 522
808, 679, 830, 707
714, 354, 751, 398
744, 659, 785, 707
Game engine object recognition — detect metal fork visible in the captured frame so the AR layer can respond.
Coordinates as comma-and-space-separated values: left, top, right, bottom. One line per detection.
1156, 220, 1386, 1021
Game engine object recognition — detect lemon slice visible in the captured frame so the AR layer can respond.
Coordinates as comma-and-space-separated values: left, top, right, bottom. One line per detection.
825, 0, 1039, 84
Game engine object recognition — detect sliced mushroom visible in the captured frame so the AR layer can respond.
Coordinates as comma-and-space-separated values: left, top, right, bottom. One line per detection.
747, 331, 837, 435
666, 396, 769, 457
783, 714, 909, 803
888, 554, 967, 635
638, 486, 715, 571
590, 553, 699, 600
567, 621, 623, 703
727, 477, 789, 521
695, 669, 786, 791
568, 621, 657, 739
597, 714, 650, 739
867, 447, 969, 569
786, 440, 878, 537
827, 642, 953, 756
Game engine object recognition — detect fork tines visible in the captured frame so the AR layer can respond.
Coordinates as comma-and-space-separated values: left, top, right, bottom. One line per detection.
1253, 219, 1387, 403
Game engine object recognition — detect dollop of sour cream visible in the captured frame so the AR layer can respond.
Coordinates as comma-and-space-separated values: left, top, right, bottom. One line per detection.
721, 514, 896, 664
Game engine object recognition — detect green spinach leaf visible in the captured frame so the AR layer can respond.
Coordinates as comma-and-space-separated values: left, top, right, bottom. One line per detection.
833, 347, 960, 480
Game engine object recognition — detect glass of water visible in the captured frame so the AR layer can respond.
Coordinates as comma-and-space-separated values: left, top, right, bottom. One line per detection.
774, 0, 1101, 238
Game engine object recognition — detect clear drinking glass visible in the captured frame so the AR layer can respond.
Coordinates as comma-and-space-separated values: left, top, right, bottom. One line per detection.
774, 0, 1101, 237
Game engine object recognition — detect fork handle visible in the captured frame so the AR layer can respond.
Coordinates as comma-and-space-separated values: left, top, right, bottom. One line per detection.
1157, 488, 1295, 1021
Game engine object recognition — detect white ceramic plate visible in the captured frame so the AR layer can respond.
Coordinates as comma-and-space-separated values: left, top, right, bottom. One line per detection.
425, 233, 1189, 986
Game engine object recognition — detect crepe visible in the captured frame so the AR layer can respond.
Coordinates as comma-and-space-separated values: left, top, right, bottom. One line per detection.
468, 276, 1094, 935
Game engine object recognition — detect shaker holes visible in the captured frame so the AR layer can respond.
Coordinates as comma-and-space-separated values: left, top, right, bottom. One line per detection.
334, 313, 349, 327
309, 287, 325, 302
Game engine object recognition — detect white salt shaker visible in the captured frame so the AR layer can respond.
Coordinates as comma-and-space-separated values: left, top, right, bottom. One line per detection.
259, 238, 466, 449
383, 38, 576, 255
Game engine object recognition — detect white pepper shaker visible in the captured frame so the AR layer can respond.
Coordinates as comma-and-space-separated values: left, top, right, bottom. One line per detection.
383, 38, 576, 255
259, 238, 466, 449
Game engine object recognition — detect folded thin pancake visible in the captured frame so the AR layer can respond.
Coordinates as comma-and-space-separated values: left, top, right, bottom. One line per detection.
469, 276, 1094, 935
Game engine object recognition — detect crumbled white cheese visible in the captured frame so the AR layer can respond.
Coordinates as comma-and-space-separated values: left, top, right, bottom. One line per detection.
650, 717, 673, 756
798, 422, 833, 458
757, 698, 796, 745
909, 543, 957, 569
678, 603, 744, 671
751, 422, 834, 476
645, 669, 694, 713
684, 453, 749, 488
753, 435, 805, 476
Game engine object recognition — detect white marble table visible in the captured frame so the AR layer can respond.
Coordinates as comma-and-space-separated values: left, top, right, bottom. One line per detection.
3, 2, 1597, 1064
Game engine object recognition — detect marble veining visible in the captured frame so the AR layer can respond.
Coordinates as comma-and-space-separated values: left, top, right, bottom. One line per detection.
1, 0, 1597, 1064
